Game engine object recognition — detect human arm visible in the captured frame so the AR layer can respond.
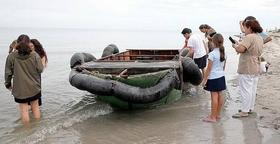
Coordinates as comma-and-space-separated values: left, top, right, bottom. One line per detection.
203, 40, 208, 54
232, 43, 247, 53
41, 56, 47, 68
182, 43, 188, 49
239, 20, 245, 33
259, 32, 272, 44
263, 36, 272, 44
260, 32, 272, 44
223, 58, 226, 70
4, 55, 13, 90
186, 47, 194, 58
186, 37, 194, 58
35, 54, 44, 73
232, 34, 252, 53
202, 59, 212, 87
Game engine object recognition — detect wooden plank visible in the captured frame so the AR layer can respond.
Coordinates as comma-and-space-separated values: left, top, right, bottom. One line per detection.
99, 49, 180, 61
126, 48, 180, 51
82, 61, 180, 69
99, 54, 176, 57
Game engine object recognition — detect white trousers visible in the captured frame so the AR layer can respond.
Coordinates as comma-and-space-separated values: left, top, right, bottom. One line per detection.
238, 74, 259, 112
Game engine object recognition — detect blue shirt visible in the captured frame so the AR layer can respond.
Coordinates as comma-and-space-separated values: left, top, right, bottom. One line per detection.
258, 32, 269, 40
241, 32, 269, 41
208, 48, 225, 79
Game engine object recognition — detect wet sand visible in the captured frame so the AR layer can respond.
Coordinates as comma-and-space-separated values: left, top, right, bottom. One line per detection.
21, 36, 280, 144
1, 28, 280, 143
41, 82, 280, 144
255, 33, 280, 132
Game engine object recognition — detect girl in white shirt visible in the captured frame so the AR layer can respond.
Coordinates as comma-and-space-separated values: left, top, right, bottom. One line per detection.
201, 33, 226, 122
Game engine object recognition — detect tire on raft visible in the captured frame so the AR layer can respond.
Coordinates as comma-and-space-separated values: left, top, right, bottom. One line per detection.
101, 44, 120, 58
69, 69, 180, 104
181, 57, 203, 85
70, 52, 96, 68
179, 48, 189, 57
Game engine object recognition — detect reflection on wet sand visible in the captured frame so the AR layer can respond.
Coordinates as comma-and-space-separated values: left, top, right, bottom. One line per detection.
6, 83, 279, 144
211, 124, 225, 144
241, 118, 262, 144
68, 84, 279, 144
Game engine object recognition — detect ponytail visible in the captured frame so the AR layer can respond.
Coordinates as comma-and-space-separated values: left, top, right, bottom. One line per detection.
219, 46, 225, 62
212, 33, 225, 62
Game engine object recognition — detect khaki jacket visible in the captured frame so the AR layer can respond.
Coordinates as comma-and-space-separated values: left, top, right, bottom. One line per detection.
5, 51, 44, 99
238, 33, 263, 74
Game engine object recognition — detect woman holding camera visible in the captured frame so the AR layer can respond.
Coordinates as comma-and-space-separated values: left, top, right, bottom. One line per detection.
232, 20, 263, 118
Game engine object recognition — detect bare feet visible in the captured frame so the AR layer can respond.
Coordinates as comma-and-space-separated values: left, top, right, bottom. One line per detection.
202, 116, 217, 123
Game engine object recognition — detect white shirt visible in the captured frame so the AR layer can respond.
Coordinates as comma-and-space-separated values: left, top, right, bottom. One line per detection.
187, 33, 206, 58
208, 48, 225, 79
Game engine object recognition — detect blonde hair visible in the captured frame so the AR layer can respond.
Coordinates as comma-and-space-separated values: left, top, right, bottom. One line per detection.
9, 40, 17, 53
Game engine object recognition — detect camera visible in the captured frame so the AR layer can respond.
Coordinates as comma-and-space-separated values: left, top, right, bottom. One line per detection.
229, 36, 236, 44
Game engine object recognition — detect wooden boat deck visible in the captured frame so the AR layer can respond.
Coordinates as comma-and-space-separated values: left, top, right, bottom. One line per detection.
81, 49, 181, 74
81, 61, 180, 74
99, 49, 180, 61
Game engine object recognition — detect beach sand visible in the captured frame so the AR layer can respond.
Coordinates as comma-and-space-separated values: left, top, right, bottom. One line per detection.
255, 33, 280, 132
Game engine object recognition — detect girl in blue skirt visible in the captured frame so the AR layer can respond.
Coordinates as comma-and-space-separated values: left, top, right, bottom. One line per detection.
201, 33, 226, 122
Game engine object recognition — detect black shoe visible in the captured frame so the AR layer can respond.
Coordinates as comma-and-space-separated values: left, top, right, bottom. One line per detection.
238, 109, 253, 114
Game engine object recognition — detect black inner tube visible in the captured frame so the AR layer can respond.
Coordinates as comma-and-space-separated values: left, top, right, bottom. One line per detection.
69, 69, 180, 103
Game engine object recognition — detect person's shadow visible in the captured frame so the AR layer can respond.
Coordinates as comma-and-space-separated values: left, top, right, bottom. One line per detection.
240, 117, 262, 144
210, 114, 263, 144
211, 124, 226, 144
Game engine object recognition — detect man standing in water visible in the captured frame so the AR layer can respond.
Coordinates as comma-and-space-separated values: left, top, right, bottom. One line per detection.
181, 28, 207, 79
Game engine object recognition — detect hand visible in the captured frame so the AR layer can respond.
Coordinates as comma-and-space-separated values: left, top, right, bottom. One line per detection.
201, 80, 207, 87
232, 43, 238, 49
7, 87, 12, 91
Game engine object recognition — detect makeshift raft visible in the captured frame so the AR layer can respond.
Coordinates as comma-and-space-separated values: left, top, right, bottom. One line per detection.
69, 45, 202, 109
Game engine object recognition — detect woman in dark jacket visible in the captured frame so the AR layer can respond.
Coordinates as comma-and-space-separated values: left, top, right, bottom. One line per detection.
5, 34, 44, 124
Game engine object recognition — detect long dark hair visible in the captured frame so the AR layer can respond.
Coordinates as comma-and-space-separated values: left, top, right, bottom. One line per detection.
30, 39, 48, 64
242, 16, 256, 25
244, 20, 263, 33
17, 34, 30, 44
212, 33, 225, 62
199, 24, 212, 30
16, 42, 31, 56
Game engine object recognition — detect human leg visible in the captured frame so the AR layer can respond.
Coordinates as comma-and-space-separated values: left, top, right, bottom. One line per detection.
239, 74, 253, 113
30, 99, 41, 119
194, 55, 207, 80
210, 92, 219, 118
19, 103, 30, 123
250, 75, 259, 111
233, 75, 253, 118
203, 92, 218, 122
201, 68, 206, 80
217, 91, 224, 119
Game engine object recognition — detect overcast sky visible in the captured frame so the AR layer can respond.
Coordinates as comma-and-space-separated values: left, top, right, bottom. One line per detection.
1, 0, 280, 32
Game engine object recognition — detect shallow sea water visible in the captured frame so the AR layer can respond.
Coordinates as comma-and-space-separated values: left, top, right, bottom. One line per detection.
0, 27, 278, 144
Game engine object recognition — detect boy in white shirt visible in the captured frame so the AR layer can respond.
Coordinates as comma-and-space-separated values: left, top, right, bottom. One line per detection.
181, 28, 207, 78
